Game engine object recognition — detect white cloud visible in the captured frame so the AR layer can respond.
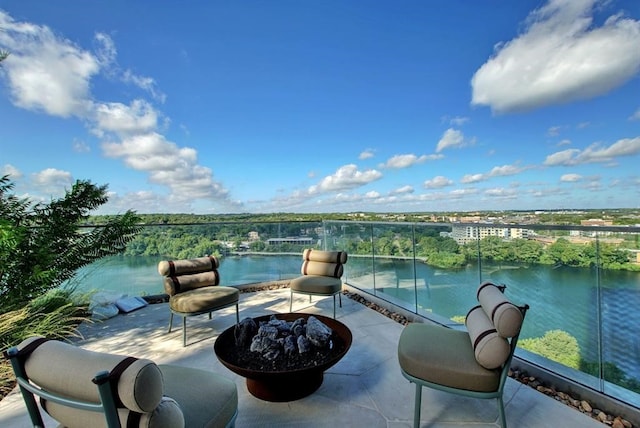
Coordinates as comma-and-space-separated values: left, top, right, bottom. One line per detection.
390, 185, 414, 195
424, 175, 453, 189
1, 164, 22, 179
471, 0, 640, 113
461, 173, 485, 184
436, 128, 474, 152
380, 154, 431, 169
93, 99, 159, 137
0, 11, 99, 117
544, 137, 640, 165
359, 149, 375, 160
30, 168, 74, 196
488, 164, 526, 177
308, 164, 382, 194
560, 173, 582, 182
630, 108, 640, 121
484, 187, 517, 198
73, 139, 91, 153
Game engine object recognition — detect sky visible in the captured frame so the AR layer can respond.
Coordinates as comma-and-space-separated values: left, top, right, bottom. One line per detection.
1, 0, 639, 215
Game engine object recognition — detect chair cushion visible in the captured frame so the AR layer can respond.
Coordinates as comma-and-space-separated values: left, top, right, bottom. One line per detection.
44, 396, 185, 428
302, 249, 348, 264
290, 275, 343, 295
398, 323, 501, 392
19, 337, 163, 413
160, 364, 238, 428
169, 286, 239, 314
300, 260, 344, 278
163, 271, 220, 295
158, 256, 219, 276
465, 306, 510, 369
477, 281, 523, 338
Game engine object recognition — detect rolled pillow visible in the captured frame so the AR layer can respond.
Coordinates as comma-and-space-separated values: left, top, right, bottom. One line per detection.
465, 306, 510, 370
158, 256, 219, 277
302, 249, 348, 264
44, 397, 185, 428
163, 271, 220, 295
301, 260, 344, 278
477, 281, 523, 338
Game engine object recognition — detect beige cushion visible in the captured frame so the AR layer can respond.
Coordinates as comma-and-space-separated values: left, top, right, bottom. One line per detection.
290, 275, 343, 295
169, 286, 239, 314
158, 256, 219, 277
19, 337, 163, 413
163, 271, 220, 295
477, 281, 523, 338
398, 323, 501, 392
300, 260, 344, 278
302, 249, 348, 264
160, 364, 238, 428
465, 306, 510, 369
44, 396, 184, 428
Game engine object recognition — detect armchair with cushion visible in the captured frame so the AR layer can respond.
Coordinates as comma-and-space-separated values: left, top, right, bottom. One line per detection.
397, 281, 528, 428
4, 336, 238, 428
158, 256, 240, 346
289, 249, 348, 318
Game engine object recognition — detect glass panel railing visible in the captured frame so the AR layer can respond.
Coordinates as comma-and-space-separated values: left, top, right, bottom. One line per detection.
68, 218, 640, 409
324, 219, 640, 408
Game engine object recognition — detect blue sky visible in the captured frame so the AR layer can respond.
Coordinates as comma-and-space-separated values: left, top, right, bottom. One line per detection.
1, 0, 639, 214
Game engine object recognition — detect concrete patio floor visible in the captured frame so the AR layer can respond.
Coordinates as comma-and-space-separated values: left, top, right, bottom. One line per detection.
0, 287, 604, 427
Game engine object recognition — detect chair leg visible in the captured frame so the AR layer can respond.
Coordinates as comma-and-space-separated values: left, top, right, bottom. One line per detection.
333, 295, 336, 319
182, 316, 187, 347
168, 312, 174, 333
339, 292, 342, 307
235, 303, 239, 323
290, 290, 294, 313
497, 396, 507, 428
413, 382, 422, 428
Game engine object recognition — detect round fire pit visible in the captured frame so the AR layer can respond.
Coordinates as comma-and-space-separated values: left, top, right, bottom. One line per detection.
214, 313, 352, 402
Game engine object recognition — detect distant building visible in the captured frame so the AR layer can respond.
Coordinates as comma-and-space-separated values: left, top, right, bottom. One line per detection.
248, 231, 259, 241
266, 237, 314, 246
450, 225, 530, 245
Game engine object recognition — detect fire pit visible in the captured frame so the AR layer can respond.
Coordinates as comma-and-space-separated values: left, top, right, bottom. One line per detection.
214, 313, 352, 402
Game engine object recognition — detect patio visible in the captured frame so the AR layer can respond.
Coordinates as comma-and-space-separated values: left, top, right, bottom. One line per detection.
0, 287, 604, 427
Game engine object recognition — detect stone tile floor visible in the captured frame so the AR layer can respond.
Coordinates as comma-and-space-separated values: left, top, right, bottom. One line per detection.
0, 288, 604, 427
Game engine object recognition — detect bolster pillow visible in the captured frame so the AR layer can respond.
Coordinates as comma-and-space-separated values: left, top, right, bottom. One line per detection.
163, 271, 220, 295
301, 260, 344, 278
477, 281, 523, 338
465, 306, 510, 370
44, 396, 185, 428
302, 249, 348, 264
19, 337, 163, 413
158, 256, 219, 277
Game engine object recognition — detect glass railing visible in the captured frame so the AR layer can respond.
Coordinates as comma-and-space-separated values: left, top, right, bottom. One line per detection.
72, 218, 640, 409
323, 220, 640, 409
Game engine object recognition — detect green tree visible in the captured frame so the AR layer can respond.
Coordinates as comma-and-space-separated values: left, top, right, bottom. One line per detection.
519, 330, 581, 369
0, 175, 141, 311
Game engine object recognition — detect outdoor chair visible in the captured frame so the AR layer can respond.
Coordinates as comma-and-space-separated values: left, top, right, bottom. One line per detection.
158, 256, 239, 346
397, 281, 528, 428
4, 336, 238, 428
289, 249, 348, 318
